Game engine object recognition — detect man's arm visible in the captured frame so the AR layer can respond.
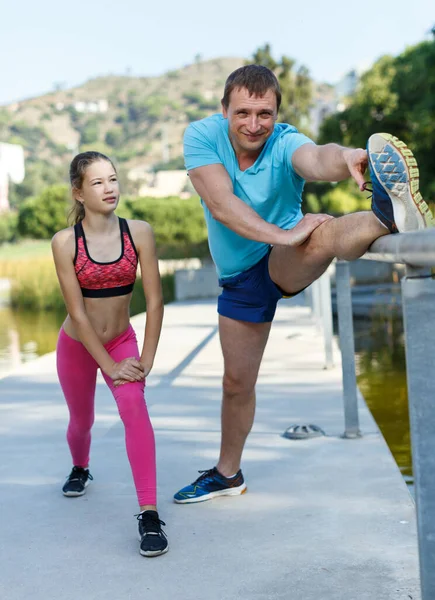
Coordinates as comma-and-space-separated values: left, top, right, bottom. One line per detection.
189, 163, 332, 247
292, 143, 368, 191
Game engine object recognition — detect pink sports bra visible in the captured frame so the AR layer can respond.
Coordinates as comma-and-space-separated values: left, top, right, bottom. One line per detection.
74, 218, 138, 298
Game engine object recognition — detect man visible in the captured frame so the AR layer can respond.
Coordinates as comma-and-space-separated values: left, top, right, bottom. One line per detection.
173, 65, 433, 504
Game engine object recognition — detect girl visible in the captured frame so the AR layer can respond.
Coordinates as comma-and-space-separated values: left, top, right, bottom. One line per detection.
51, 151, 168, 557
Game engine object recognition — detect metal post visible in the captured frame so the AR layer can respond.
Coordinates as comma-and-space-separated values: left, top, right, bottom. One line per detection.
304, 284, 313, 313
319, 269, 334, 369
335, 261, 361, 438
401, 271, 435, 600
311, 279, 322, 328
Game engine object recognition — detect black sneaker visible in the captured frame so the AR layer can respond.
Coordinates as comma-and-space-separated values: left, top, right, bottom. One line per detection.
137, 510, 168, 557
62, 466, 93, 497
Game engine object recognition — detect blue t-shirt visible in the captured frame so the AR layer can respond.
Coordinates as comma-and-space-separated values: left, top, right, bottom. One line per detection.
184, 114, 314, 279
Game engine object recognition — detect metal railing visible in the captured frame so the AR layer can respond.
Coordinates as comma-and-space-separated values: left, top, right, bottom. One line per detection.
311, 229, 435, 600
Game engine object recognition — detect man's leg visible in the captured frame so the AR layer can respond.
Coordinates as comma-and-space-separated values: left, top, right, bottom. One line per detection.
269, 211, 387, 294
217, 315, 272, 477
173, 313, 272, 503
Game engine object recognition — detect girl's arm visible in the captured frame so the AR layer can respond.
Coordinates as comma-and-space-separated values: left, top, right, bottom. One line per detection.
130, 220, 164, 377
51, 228, 144, 383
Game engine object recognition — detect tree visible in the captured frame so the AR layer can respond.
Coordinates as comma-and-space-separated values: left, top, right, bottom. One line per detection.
105, 128, 124, 148
9, 160, 67, 209
318, 37, 435, 199
18, 185, 70, 239
80, 118, 100, 145
0, 211, 19, 244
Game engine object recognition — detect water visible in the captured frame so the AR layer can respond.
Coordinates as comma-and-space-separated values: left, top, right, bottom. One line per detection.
0, 307, 66, 378
0, 302, 413, 488
352, 308, 412, 487
354, 305, 413, 492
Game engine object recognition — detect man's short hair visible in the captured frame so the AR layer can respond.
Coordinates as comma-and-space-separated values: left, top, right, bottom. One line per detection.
221, 65, 282, 111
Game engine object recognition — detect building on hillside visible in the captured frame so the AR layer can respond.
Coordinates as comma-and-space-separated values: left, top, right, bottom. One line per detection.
309, 85, 337, 138
335, 70, 359, 102
127, 165, 151, 182
309, 70, 360, 138
135, 170, 193, 198
0, 143, 25, 212
73, 100, 109, 114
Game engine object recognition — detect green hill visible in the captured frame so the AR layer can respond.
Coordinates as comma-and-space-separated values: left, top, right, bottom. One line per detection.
0, 57, 243, 200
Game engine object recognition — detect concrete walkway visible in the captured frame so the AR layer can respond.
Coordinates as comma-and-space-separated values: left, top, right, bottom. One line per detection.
0, 297, 419, 600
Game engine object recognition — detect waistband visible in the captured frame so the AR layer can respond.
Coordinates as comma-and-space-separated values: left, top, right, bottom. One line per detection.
59, 324, 136, 350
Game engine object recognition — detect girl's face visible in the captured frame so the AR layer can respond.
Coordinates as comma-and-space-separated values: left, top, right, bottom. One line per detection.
75, 160, 120, 215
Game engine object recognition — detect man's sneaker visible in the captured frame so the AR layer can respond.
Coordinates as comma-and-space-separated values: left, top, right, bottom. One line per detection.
367, 133, 434, 233
62, 466, 93, 497
173, 467, 247, 504
137, 510, 168, 557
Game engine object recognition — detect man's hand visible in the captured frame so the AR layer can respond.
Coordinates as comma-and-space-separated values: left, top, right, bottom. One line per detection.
342, 148, 368, 191
279, 214, 334, 247
293, 144, 368, 189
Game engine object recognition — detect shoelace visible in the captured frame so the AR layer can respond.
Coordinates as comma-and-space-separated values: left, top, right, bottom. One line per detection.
68, 467, 93, 482
362, 181, 373, 196
195, 468, 217, 484
136, 512, 167, 537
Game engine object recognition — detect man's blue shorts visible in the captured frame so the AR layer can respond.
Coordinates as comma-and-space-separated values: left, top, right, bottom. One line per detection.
217, 248, 301, 323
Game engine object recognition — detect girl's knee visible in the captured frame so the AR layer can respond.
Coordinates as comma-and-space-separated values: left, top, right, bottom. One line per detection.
68, 415, 94, 436
116, 387, 149, 427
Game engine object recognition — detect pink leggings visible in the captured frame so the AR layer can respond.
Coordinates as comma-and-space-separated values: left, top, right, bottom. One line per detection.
56, 325, 156, 506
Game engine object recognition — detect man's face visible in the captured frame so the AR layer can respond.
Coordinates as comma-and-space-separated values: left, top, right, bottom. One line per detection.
222, 86, 278, 156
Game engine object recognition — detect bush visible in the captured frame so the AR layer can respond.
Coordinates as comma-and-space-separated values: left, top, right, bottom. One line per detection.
113, 148, 137, 162
0, 256, 65, 311
0, 212, 19, 244
129, 274, 175, 316
79, 142, 112, 156
15, 183, 210, 257
183, 91, 203, 104
80, 119, 100, 144
127, 96, 166, 124
105, 128, 124, 148
18, 185, 70, 239
9, 122, 47, 151
186, 108, 208, 122
9, 160, 67, 208
302, 180, 370, 216
0, 254, 175, 313
124, 196, 210, 258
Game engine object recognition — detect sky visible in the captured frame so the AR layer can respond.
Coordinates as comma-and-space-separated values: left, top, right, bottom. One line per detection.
0, 0, 433, 106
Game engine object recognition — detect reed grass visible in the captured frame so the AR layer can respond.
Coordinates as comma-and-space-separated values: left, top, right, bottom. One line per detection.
0, 256, 175, 313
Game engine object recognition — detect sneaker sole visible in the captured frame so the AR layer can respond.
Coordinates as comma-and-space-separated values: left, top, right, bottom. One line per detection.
173, 482, 247, 504
140, 546, 169, 557
137, 534, 169, 558
62, 479, 91, 497
368, 133, 434, 231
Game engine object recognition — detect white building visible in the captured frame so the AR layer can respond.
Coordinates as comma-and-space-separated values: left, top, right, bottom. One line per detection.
74, 99, 109, 114
0, 143, 25, 212
309, 70, 360, 138
136, 170, 192, 198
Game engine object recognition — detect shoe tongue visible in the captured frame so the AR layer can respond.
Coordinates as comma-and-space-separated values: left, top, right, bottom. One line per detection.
141, 510, 158, 518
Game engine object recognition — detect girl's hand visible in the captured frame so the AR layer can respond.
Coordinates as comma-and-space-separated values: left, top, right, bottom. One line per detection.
109, 357, 144, 383
112, 361, 152, 387
140, 360, 153, 378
